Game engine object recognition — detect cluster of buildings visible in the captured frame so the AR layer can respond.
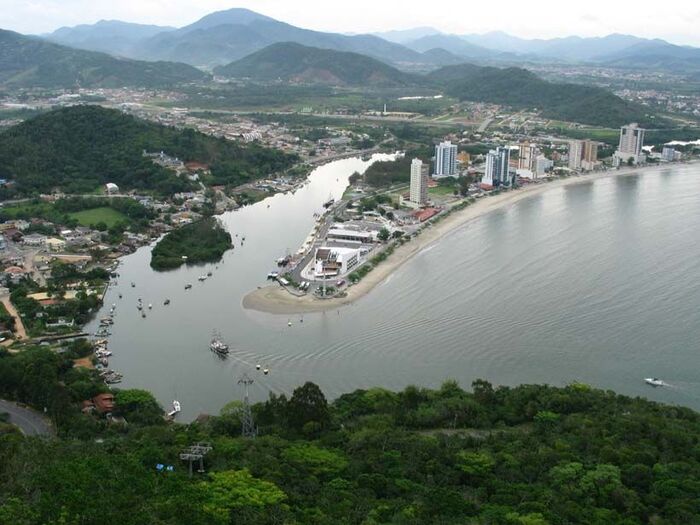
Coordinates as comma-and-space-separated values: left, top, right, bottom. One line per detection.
568, 139, 600, 171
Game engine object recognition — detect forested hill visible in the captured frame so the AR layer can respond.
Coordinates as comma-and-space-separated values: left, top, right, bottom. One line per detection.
1, 342, 699, 525
434, 64, 657, 128
214, 42, 419, 87
0, 29, 207, 88
0, 105, 297, 196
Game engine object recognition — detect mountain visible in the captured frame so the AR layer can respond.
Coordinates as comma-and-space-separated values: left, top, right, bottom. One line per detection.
0, 105, 296, 196
132, 8, 425, 68
405, 34, 500, 59
420, 48, 466, 66
434, 63, 657, 127
0, 29, 207, 88
214, 42, 418, 86
596, 40, 700, 73
372, 27, 441, 44
45, 20, 174, 56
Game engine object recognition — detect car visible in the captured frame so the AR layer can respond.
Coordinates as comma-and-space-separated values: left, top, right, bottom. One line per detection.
336, 279, 346, 287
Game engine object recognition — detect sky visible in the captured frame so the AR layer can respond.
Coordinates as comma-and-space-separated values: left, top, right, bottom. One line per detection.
2, 0, 700, 46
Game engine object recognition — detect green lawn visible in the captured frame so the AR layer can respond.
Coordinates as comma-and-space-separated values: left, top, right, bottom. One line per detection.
429, 185, 458, 196
69, 207, 128, 228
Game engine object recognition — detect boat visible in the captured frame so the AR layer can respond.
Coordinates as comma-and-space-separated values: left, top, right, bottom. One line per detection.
185, 284, 192, 290
256, 364, 261, 370
276, 255, 291, 266
131, 282, 135, 288
645, 378, 665, 387
164, 299, 170, 306
167, 400, 181, 418
209, 331, 229, 356
288, 320, 292, 327
323, 194, 335, 208
198, 275, 208, 281
137, 305, 142, 311
263, 368, 269, 375
148, 304, 153, 309
207, 271, 213, 277
118, 294, 122, 299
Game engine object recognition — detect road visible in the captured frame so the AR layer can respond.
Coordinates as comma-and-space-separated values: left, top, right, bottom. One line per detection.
0, 399, 54, 436
0, 294, 27, 341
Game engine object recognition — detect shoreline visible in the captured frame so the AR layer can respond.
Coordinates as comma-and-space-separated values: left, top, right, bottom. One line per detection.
242, 161, 698, 315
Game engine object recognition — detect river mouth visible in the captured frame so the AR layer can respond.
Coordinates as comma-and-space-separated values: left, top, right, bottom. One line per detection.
88, 161, 700, 421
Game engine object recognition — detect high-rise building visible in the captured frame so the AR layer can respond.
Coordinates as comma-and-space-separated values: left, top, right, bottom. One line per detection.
433, 141, 458, 178
518, 143, 537, 171
409, 158, 428, 205
613, 123, 646, 166
568, 140, 584, 170
570, 139, 599, 171
482, 147, 511, 188
662, 146, 679, 162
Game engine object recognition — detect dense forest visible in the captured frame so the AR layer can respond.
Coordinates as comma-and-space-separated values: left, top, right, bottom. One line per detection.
0, 29, 207, 89
150, 217, 233, 269
0, 105, 298, 197
435, 64, 658, 128
0, 341, 699, 525
214, 43, 417, 87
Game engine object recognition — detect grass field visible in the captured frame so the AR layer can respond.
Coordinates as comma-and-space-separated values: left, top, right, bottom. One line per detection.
429, 185, 458, 196
69, 207, 127, 228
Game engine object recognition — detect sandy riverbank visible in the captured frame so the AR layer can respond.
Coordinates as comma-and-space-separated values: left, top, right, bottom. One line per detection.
242, 162, 696, 315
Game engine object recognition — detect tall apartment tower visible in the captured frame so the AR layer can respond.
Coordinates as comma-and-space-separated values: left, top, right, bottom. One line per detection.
409, 158, 428, 205
614, 123, 646, 166
518, 143, 537, 171
568, 140, 584, 170
434, 141, 458, 177
482, 147, 511, 188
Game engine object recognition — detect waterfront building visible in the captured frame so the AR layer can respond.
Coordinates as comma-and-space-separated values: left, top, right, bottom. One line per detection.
482, 147, 512, 188
409, 158, 428, 205
327, 228, 377, 244
662, 146, 680, 162
433, 141, 458, 178
570, 139, 600, 171
518, 143, 538, 171
314, 246, 363, 278
568, 140, 584, 170
613, 123, 646, 166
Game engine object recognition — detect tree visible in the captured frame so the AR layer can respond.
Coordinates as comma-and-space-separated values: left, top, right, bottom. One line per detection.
377, 228, 390, 242
114, 389, 163, 425
288, 382, 330, 433
199, 469, 287, 524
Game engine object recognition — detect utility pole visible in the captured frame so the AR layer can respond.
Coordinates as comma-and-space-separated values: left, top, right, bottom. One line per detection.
238, 373, 257, 438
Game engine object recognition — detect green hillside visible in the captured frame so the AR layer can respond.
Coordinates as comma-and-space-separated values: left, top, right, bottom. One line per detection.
0, 105, 297, 197
215, 42, 419, 86
0, 28, 207, 88
1, 344, 699, 525
435, 64, 658, 127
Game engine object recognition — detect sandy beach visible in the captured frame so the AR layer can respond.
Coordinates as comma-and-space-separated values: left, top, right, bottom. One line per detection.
242, 163, 694, 315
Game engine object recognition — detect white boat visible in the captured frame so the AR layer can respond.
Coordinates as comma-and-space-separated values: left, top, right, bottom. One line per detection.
210, 331, 229, 356
167, 400, 181, 418
644, 378, 665, 387
198, 275, 208, 281
148, 304, 153, 309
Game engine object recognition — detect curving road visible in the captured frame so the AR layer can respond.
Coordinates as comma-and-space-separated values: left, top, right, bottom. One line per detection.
0, 399, 54, 436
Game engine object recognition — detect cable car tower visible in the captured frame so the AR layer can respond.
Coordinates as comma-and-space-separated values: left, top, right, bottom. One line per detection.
238, 373, 257, 438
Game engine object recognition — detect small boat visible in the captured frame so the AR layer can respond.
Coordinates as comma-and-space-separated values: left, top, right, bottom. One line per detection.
131, 282, 135, 288
210, 331, 229, 356
263, 368, 269, 375
148, 304, 153, 310
164, 299, 170, 306
118, 294, 123, 299
645, 378, 665, 387
207, 271, 212, 277
185, 284, 192, 290
167, 400, 181, 418
256, 364, 261, 370
288, 320, 292, 327
198, 275, 208, 281
137, 305, 142, 311
323, 195, 335, 208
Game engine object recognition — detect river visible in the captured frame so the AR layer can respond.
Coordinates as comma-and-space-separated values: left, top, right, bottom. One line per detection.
87, 158, 700, 420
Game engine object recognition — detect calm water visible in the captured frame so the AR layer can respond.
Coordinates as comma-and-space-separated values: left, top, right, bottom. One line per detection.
87, 159, 700, 420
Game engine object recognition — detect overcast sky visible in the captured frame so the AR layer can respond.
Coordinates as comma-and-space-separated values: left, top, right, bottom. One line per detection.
3, 0, 700, 46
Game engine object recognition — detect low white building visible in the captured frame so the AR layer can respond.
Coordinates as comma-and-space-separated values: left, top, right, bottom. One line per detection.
105, 182, 119, 195
313, 247, 363, 278
327, 228, 377, 244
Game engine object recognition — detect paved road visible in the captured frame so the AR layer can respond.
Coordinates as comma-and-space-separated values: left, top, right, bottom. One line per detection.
0, 399, 53, 436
